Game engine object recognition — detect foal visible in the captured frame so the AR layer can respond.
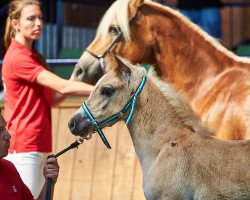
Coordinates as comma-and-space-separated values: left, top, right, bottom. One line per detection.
69, 55, 250, 200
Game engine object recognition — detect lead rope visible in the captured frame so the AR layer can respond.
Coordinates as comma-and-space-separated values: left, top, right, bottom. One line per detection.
45, 138, 84, 200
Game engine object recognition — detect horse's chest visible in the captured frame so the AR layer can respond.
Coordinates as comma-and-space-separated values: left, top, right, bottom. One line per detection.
143, 184, 160, 200
142, 169, 194, 200
143, 184, 194, 200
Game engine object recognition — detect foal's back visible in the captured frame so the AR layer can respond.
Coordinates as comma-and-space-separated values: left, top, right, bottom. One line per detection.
172, 136, 250, 199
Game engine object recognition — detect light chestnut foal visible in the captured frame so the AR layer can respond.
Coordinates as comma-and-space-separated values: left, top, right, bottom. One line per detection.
69, 55, 250, 200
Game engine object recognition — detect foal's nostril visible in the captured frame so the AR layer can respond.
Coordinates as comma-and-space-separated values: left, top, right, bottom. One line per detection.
68, 120, 76, 132
76, 67, 83, 77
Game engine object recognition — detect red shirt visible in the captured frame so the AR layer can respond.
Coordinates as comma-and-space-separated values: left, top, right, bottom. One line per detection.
2, 39, 52, 153
0, 159, 34, 200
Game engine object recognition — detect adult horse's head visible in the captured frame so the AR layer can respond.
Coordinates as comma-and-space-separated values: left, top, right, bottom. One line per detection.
69, 53, 146, 147
72, 0, 154, 85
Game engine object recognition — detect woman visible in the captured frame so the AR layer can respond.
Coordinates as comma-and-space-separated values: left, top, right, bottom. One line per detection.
2, 0, 93, 198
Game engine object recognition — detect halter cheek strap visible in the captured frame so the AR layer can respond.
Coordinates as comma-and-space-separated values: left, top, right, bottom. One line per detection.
85, 4, 142, 70
82, 75, 147, 149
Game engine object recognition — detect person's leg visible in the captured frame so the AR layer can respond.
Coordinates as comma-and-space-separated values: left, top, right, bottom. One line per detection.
200, 8, 222, 39
5, 152, 48, 199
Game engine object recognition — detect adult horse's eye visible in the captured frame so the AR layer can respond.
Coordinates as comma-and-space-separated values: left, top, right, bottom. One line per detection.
108, 25, 120, 35
100, 87, 114, 97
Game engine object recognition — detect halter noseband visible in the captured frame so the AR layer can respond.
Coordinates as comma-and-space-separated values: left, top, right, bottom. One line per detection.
82, 75, 147, 149
85, 4, 142, 70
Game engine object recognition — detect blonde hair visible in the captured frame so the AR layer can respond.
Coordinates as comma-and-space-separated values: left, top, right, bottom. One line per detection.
4, 0, 41, 48
4, 0, 49, 69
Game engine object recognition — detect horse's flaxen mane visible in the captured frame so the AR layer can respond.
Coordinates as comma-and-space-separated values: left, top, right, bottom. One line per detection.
97, 0, 130, 41
97, 0, 250, 64
145, 1, 250, 63
147, 68, 212, 136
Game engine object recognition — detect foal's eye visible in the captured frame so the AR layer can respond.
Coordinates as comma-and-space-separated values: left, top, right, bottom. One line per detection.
100, 87, 114, 97
108, 25, 120, 35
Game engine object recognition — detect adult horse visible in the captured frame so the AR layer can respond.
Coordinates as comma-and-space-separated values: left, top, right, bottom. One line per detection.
68, 55, 250, 200
71, 0, 250, 140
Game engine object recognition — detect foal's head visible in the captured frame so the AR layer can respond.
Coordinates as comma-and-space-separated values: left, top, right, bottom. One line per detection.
69, 54, 146, 138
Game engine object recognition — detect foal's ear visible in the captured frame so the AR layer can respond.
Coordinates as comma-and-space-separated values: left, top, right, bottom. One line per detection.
105, 52, 131, 77
105, 51, 119, 71
114, 55, 131, 78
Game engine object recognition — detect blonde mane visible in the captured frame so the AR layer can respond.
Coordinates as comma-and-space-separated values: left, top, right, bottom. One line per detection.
147, 68, 211, 136
97, 0, 250, 64
146, 1, 250, 64
97, 0, 130, 41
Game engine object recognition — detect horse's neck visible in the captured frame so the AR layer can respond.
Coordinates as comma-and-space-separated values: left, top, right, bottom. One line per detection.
127, 79, 193, 170
144, 6, 250, 98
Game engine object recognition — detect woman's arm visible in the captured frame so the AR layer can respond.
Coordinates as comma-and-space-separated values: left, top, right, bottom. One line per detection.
35, 69, 94, 95
35, 69, 94, 104
51, 91, 67, 106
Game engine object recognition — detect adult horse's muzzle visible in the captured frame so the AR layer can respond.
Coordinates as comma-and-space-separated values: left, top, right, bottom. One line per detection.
72, 63, 104, 85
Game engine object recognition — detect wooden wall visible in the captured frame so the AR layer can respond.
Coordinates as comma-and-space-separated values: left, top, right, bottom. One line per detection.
52, 98, 146, 200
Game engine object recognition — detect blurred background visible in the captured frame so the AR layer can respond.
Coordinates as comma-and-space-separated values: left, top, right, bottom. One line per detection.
0, 0, 250, 79
0, 1, 250, 199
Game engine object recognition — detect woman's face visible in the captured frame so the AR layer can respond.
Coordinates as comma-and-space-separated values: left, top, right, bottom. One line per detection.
15, 4, 43, 42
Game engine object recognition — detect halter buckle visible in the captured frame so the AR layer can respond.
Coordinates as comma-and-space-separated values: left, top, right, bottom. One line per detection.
99, 57, 106, 69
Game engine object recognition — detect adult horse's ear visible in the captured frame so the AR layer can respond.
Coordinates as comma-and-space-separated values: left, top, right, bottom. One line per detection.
129, 0, 144, 7
128, 0, 144, 19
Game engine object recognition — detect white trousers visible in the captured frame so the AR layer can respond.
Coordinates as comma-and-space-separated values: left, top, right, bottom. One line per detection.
5, 152, 48, 199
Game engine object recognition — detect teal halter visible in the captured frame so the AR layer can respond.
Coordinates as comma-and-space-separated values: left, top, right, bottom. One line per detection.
81, 75, 147, 149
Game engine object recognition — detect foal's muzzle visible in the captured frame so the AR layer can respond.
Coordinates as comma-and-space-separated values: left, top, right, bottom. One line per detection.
68, 113, 92, 137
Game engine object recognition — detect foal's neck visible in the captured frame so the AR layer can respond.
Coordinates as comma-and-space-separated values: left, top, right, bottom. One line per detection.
127, 78, 195, 169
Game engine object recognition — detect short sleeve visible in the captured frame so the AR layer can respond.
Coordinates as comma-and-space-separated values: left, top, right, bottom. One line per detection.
21, 182, 34, 200
12, 53, 45, 83
11, 162, 34, 200
9, 161, 34, 199
1, 159, 34, 200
